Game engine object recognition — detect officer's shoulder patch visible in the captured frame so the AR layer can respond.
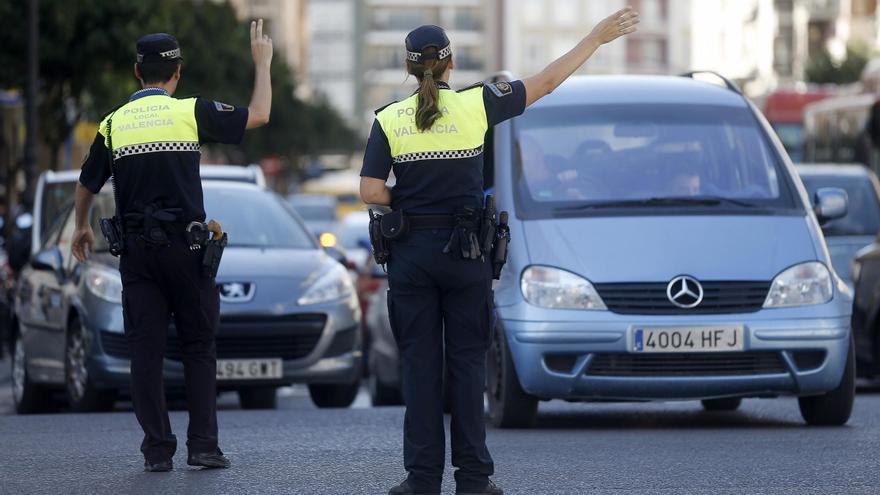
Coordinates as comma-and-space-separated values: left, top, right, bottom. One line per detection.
457, 82, 484, 93
487, 81, 513, 98
374, 100, 398, 115
214, 101, 235, 112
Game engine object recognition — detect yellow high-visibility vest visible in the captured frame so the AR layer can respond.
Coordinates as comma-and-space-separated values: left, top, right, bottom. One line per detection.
98, 95, 199, 159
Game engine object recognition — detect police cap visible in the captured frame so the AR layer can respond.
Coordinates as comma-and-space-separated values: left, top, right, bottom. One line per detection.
136, 33, 183, 64
405, 25, 451, 63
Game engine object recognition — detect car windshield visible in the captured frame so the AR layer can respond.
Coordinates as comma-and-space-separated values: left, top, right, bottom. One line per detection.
337, 216, 370, 249
291, 204, 337, 222
204, 187, 316, 248
513, 104, 798, 218
800, 174, 880, 236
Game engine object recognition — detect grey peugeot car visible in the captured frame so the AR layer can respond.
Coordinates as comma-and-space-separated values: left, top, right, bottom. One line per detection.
11, 180, 362, 413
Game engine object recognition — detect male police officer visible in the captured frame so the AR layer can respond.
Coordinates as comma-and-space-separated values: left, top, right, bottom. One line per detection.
71, 21, 273, 472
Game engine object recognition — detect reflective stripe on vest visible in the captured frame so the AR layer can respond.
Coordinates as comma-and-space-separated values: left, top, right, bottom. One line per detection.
98, 95, 199, 159
376, 87, 487, 163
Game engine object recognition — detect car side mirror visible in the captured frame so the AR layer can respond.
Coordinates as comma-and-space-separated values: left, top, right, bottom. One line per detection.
814, 187, 848, 224
31, 247, 63, 274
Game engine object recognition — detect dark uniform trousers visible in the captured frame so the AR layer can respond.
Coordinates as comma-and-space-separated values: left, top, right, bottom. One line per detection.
388, 229, 495, 492
119, 233, 220, 463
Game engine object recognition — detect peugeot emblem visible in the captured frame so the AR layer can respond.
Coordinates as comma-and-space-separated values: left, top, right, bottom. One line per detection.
666, 275, 703, 309
218, 282, 256, 303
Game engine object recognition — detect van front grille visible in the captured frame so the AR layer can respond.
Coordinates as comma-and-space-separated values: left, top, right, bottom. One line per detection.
586, 352, 787, 377
593, 281, 770, 315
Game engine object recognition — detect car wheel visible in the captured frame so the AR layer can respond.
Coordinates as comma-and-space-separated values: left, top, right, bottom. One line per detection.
486, 323, 538, 428
368, 373, 402, 406
309, 382, 360, 408
701, 398, 742, 411
65, 317, 116, 413
11, 330, 55, 414
798, 337, 856, 426
238, 387, 278, 410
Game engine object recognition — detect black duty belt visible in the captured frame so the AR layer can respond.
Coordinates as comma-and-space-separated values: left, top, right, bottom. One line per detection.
408, 214, 454, 230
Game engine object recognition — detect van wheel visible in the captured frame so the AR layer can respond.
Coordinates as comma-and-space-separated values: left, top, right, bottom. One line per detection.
65, 317, 116, 412
799, 337, 855, 426
701, 398, 742, 411
238, 387, 278, 409
486, 324, 538, 428
309, 382, 359, 408
11, 331, 55, 414
369, 373, 402, 406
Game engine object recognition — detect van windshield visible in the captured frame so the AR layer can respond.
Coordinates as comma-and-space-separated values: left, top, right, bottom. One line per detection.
513, 104, 799, 218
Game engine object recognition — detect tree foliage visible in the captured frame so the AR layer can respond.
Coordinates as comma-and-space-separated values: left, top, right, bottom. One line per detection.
805, 42, 871, 85
0, 0, 358, 172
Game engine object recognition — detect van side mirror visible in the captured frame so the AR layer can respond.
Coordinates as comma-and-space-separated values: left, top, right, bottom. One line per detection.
814, 187, 848, 224
31, 247, 63, 274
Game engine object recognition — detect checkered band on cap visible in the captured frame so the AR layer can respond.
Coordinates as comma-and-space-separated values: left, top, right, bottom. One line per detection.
113, 141, 200, 160
393, 145, 483, 164
406, 44, 452, 63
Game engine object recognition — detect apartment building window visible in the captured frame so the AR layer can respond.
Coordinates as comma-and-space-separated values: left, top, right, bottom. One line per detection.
454, 46, 485, 71
631, 0, 668, 21
370, 7, 440, 31
366, 46, 405, 70
626, 37, 668, 67
774, 31, 794, 77
453, 7, 483, 31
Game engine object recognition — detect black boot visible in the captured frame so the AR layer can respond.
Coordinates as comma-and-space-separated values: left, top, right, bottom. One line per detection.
388, 479, 441, 495
144, 459, 173, 472
457, 479, 504, 495
187, 451, 231, 469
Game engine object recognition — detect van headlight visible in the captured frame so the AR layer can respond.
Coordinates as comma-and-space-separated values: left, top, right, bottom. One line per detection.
520, 266, 606, 310
763, 262, 832, 308
298, 263, 354, 306
85, 267, 123, 304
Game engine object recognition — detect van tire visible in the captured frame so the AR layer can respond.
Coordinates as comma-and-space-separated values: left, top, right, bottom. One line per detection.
798, 337, 855, 426
309, 382, 359, 408
701, 397, 742, 411
486, 324, 538, 428
238, 387, 278, 409
11, 330, 56, 414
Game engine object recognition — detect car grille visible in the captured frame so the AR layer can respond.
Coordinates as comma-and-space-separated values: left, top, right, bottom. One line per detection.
585, 352, 787, 377
100, 314, 326, 361
593, 281, 771, 315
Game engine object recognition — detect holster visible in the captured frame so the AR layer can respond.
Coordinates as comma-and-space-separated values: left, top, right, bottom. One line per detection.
492, 211, 511, 280
368, 209, 391, 265
100, 216, 124, 257
442, 207, 483, 260
202, 232, 227, 279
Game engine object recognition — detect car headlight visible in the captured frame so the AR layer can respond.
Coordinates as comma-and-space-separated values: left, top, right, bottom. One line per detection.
298, 263, 354, 305
763, 261, 832, 308
85, 267, 123, 304
520, 265, 606, 310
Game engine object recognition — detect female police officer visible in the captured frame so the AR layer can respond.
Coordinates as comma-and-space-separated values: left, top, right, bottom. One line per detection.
360, 8, 639, 495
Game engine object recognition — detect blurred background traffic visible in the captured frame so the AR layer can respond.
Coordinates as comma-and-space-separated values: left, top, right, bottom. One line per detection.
5, 0, 880, 413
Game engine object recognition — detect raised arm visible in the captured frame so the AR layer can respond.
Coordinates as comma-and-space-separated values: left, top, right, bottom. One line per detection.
247, 19, 274, 129
523, 7, 639, 108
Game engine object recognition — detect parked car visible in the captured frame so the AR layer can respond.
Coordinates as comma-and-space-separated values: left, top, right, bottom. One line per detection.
287, 193, 339, 242
483, 73, 855, 427
796, 163, 880, 290
10, 180, 362, 413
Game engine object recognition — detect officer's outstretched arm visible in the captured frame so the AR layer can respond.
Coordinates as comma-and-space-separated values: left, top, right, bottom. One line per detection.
523, 7, 639, 108
72, 183, 96, 263
247, 19, 273, 129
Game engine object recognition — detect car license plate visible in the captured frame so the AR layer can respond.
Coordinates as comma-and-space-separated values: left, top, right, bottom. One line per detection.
216, 358, 282, 380
632, 326, 744, 353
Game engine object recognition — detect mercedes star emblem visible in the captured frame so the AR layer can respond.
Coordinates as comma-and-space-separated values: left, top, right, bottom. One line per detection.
666, 275, 704, 309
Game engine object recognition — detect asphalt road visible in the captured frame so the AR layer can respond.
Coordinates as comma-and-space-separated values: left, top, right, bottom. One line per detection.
1, 360, 879, 495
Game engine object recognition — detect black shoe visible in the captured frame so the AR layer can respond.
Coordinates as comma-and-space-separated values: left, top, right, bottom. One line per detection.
144, 459, 173, 472
388, 479, 440, 495
457, 480, 504, 495
187, 451, 231, 469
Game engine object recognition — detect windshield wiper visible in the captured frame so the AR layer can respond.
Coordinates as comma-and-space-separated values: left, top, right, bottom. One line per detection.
554, 196, 760, 212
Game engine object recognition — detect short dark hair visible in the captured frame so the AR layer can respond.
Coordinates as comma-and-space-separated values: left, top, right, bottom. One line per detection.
137, 60, 181, 84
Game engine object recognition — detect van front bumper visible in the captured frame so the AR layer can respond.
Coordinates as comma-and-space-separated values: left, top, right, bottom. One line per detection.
501, 314, 851, 401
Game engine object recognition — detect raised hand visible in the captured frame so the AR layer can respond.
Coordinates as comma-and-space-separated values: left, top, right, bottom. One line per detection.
590, 6, 640, 45
250, 18, 274, 68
